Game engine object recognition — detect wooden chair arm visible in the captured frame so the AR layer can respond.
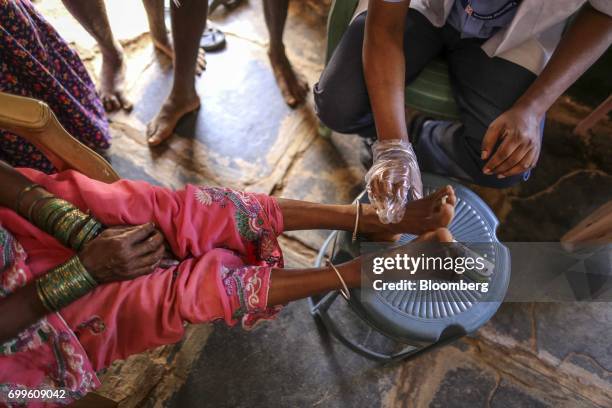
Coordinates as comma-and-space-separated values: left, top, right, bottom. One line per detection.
0, 92, 120, 183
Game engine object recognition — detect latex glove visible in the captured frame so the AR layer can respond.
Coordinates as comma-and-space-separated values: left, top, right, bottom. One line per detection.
365, 139, 423, 224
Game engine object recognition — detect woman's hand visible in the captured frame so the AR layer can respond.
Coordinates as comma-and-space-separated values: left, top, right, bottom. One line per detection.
79, 223, 166, 283
481, 107, 542, 178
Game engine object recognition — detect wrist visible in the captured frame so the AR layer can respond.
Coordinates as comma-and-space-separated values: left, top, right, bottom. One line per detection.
378, 134, 410, 144
36, 256, 98, 312
512, 97, 548, 120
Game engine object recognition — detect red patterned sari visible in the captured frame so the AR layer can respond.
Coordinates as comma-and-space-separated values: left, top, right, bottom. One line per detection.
0, 169, 284, 406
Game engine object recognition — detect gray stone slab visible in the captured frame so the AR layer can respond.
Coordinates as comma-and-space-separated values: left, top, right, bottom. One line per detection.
535, 303, 612, 374
490, 379, 549, 408
430, 366, 497, 408
166, 301, 392, 408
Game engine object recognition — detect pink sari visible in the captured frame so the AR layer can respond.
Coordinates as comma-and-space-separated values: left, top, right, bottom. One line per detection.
0, 169, 284, 406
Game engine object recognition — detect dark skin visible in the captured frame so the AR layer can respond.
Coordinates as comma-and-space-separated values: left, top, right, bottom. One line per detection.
0, 161, 457, 343
262, 0, 309, 108
365, 0, 612, 180
0, 161, 166, 343
61, 0, 208, 146
482, 5, 612, 178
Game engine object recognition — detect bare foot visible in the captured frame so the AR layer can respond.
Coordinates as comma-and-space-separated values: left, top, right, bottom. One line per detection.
268, 47, 309, 108
99, 45, 133, 112
413, 227, 454, 243
146, 92, 201, 146
364, 186, 456, 241
151, 35, 207, 76
396, 185, 456, 235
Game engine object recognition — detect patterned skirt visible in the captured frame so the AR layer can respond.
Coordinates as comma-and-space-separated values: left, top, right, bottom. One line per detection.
0, 0, 110, 173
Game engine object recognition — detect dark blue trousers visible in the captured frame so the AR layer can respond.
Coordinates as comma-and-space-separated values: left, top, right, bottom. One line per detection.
314, 10, 543, 188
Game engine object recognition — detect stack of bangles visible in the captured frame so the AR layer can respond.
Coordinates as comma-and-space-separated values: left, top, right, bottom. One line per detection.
16, 184, 104, 311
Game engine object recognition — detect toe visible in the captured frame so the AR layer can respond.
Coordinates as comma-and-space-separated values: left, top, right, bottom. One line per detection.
117, 93, 133, 112
434, 228, 453, 243
108, 95, 121, 112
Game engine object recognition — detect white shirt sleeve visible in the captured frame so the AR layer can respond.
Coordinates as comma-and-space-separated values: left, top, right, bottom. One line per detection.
589, 0, 612, 17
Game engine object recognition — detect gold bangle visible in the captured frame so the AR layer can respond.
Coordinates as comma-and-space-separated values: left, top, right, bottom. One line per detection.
36, 256, 98, 312
15, 184, 41, 215
27, 195, 54, 222
327, 259, 350, 301
352, 200, 361, 243
71, 217, 97, 250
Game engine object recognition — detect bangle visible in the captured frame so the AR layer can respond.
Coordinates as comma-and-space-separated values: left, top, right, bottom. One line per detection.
54, 210, 89, 247
327, 259, 350, 301
15, 184, 41, 215
36, 256, 98, 312
31, 198, 105, 250
352, 201, 361, 243
33, 199, 71, 228
26, 196, 54, 222
71, 217, 98, 250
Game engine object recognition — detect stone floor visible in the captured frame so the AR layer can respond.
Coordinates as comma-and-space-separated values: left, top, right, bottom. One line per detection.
37, 0, 612, 407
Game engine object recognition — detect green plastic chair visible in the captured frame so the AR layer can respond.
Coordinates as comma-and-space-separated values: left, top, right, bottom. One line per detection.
326, 0, 460, 120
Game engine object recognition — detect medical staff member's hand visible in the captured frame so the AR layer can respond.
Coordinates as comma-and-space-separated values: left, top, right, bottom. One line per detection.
365, 139, 423, 225
481, 106, 542, 178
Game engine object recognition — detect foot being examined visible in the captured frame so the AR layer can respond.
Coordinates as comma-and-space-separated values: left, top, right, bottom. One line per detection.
268, 47, 309, 108
146, 92, 201, 146
99, 45, 133, 112
363, 186, 456, 241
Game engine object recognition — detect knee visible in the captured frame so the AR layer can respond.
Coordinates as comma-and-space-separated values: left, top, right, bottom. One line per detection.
314, 14, 369, 134
313, 84, 362, 133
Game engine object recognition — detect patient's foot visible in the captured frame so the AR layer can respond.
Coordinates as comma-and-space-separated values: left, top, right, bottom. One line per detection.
413, 227, 454, 243
99, 44, 133, 112
364, 186, 456, 241
396, 185, 456, 235
268, 47, 309, 108
146, 91, 201, 146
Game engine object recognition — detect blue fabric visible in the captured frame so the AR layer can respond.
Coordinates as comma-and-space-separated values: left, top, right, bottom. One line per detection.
447, 0, 520, 39
383, 0, 520, 39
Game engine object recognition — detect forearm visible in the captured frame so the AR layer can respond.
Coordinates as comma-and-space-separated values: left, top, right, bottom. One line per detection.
514, 5, 612, 117
0, 161, 55, 219
0, 161, 37, 211
364, 0, 410, 141
0, 283, 47, 344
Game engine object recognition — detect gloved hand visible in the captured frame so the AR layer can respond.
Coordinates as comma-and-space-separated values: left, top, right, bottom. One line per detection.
365, 139, 423, 224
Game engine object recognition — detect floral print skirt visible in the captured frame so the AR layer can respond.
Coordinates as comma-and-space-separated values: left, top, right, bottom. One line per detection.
0, 0, 110, 173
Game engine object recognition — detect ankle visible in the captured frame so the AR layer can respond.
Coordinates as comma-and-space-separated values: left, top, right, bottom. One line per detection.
359, 204, 395, 236
268, 44, 286, 60
167, 87, 199, 105
101, 42, 124, 65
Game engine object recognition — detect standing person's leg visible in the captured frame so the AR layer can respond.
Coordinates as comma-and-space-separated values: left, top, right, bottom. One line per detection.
146, 0, 208, 146
411, 27, 540, 188
263, 0, 309, 108
314, 10, 443, 139
61, 0, 132, 112
141, 0, 207, 74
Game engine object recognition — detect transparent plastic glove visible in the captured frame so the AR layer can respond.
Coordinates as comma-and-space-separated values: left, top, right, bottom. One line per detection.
365, 139, 423, 224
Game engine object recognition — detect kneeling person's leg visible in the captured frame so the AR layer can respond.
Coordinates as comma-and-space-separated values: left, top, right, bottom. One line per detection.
314, 10, 443, 138
414, 35, 541, 188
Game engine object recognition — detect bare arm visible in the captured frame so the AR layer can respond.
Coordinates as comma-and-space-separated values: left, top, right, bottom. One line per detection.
0, 162, 165, 343
514, 5, 612, 118
364, 0, 411, 142
482, 5, 612, 177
